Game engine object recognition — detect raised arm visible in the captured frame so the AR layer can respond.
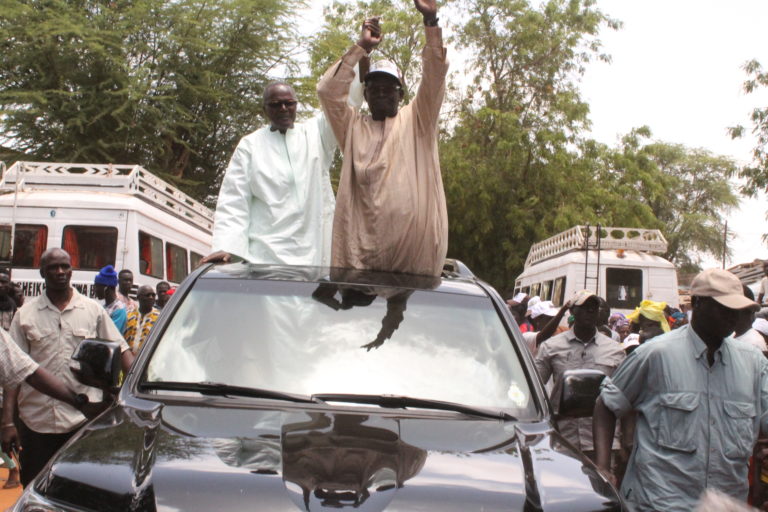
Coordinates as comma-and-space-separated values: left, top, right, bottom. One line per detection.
411, 0, 448, 131
317, 18, 381, 148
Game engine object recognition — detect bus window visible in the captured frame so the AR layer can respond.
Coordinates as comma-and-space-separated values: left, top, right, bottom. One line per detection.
166, 243, 188, 283
0, 224, 48, 268
62, 226, 117, 270
521, 286, 530, 295
606, 267, 643, 310
530, 283, 541, 298
541, 280, 553, 301
139, 232, 164, 279
190, 252, 203, 271
552, 277, 566, 306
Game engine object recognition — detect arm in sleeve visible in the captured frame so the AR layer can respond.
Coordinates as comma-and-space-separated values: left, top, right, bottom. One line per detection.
316, 61, 367, 160
599, 348, 647, 419
211, 141, 253, 260
412, 26, 449, 133
534, 342, 553, 385
0, 329, 38, 389
317, 44, 367, 149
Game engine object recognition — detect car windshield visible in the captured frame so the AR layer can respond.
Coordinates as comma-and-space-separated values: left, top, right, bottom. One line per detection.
143, 278, 536, 417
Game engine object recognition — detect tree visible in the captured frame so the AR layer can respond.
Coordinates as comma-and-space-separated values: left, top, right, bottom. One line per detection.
0, 0, 303, 204
604, 129, 739, 273
728, 59, 768, 196
440, 0, 623, 292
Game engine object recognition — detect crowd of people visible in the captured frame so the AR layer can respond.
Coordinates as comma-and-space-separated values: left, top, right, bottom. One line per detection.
0, 258, 176, 487
509, 266, 768, 511
2, 1, 768, 510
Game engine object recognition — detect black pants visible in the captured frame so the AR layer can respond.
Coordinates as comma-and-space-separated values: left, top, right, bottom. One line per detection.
17, 421, 76, 487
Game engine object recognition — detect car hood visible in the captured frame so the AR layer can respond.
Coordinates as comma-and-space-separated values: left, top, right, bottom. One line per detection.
35, 398, 622, 512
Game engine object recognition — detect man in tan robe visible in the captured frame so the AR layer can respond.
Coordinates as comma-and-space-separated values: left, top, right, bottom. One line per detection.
317, 0, 448, 277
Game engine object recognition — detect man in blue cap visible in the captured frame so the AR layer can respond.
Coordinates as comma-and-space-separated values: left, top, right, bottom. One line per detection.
93, 265, 127, 333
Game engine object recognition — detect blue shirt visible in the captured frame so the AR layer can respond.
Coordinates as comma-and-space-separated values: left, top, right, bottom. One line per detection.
600, 324, 768, 511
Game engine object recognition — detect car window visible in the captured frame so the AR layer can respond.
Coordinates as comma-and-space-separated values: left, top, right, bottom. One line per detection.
144, 279, 535, 417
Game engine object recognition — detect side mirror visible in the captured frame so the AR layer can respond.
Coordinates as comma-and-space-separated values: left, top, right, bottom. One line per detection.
556, 369, 606, 419
70, 339, 122, 389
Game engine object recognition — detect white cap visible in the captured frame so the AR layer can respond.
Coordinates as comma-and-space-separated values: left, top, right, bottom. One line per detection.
365, 60, 403, 86
622, 333, 640, 350
530, 300, 559, 319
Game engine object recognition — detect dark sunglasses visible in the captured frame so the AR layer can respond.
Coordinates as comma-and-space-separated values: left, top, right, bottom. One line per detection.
267, 100, 297, 109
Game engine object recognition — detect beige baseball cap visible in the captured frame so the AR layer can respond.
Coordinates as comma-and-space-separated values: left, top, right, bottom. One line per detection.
690, 268, 759, 311
571, 289, 598, 306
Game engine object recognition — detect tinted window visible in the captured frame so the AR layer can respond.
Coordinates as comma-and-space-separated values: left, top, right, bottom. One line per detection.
606, 267, 643, 310
62, 226, 117, 270
530, 282, 540, 298
146, 279, 536, 417
166, 243, 188, 283
0, 224, 48, 268
139, 232, 164, 279
552, 277, 566, 306
541, 280, 552, 301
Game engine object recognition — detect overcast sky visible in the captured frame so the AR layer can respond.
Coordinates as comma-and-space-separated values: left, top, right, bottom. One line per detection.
304, 1, 768, 268
580, 0, 768, 268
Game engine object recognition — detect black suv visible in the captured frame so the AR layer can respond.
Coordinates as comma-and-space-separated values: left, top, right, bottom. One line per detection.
14, 262, 623, 511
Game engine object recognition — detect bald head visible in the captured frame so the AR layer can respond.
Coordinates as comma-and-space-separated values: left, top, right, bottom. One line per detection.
137, 285, 156, 314
40, 248, 71, 271
39, 248, 72, 291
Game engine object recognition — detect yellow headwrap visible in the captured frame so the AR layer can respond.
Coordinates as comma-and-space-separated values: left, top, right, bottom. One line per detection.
626, 300, 671, 332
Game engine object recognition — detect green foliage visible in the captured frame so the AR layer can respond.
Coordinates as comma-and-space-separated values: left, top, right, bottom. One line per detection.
441, 0, 625, 292
604, 129, 738, 270
0, 0, 303, 204
729, 59, 768, 197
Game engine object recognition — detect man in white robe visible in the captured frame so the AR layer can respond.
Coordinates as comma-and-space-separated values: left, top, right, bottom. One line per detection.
203, 78, 363, 266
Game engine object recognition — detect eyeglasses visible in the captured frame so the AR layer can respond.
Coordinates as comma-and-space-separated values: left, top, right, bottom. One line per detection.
266, 100, 297, 109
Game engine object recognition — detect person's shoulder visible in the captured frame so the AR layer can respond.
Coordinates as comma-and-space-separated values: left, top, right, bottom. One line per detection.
727, 335, 765, 359
74, 292, 109, 315
540, 329, 571, 349
595, 331, 625, 353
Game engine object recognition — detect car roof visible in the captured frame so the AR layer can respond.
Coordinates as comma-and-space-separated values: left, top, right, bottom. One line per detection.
198, 263, 488, 297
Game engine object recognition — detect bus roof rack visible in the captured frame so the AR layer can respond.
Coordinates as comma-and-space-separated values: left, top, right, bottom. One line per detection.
524, 226, 668, 268
0, 161, 213, 233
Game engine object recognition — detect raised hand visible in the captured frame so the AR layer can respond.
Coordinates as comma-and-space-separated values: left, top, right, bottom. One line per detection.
413, 0, 437, 20
357, 17, 382, 53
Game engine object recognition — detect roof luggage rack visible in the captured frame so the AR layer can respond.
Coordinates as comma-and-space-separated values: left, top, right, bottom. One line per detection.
0, 161, 213, 232
524, 226, 668, 268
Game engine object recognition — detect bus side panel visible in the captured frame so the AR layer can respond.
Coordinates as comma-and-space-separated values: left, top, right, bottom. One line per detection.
647, 267, 680, 308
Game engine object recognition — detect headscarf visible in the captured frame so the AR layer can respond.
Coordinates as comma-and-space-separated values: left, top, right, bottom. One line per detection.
608, 312, 629, 330
626, 299, 671, 333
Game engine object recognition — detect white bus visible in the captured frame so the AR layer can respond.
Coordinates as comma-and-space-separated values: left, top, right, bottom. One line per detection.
514, 226, 679, 315
0, 161, 212, 298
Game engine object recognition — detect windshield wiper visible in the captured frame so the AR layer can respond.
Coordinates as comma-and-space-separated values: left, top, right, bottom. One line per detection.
140, 381, 319, 404
311, 393, 516, 421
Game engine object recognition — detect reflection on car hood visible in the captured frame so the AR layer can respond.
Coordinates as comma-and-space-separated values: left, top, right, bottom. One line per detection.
36, 398, 622, 512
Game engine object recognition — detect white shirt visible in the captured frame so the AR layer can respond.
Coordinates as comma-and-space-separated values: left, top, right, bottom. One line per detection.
736, 328, 768, 352
213, 81, 364, 267
212, 116, 338, 266
761, 276, 768, 302
9, 289, 128, 433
